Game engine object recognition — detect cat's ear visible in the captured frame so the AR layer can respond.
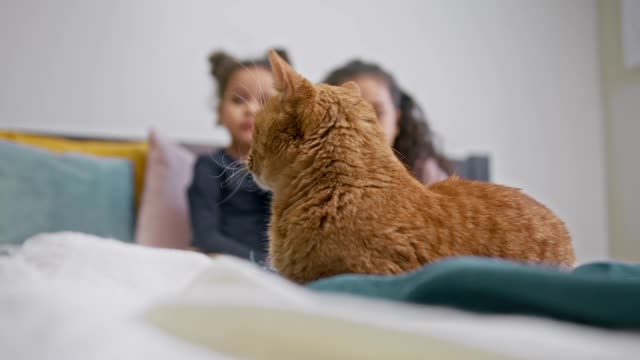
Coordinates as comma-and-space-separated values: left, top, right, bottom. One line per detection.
269, 48, 308, 98
341, 81, 361, 97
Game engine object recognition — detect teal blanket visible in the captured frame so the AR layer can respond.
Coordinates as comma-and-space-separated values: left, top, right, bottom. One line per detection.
308, 257, 640, 329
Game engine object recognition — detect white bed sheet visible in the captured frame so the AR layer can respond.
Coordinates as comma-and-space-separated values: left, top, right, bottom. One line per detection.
0, 232, 638, 359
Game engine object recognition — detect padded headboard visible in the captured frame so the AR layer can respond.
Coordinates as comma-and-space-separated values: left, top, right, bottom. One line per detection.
453, 156, 491, 182
183, 143, 491, 182
180, 142, 491, 182
6, 129, 491, 182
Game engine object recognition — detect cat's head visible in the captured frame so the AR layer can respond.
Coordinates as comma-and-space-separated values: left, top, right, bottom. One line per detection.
247, 50, 389, 192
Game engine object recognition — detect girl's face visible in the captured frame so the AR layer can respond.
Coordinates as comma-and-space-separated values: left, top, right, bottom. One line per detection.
218, 67, 276, 150
351, 75, 400, 146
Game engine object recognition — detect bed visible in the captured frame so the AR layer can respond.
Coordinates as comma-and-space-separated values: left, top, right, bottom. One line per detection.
2, 232, 640, 360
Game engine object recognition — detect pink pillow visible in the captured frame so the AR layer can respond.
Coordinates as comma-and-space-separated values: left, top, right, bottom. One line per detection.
135, 130, 196, 249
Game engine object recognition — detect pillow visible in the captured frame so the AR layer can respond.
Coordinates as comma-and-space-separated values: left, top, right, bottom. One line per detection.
0, 140, 135, 244
135, 130, 196, 249
0, 131, 148, 206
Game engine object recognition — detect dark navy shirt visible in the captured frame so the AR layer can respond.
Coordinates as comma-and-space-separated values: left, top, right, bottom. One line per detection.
187, 150, 271, 261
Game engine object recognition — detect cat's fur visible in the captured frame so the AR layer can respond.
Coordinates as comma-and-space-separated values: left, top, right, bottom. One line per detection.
247, 50, 576, 284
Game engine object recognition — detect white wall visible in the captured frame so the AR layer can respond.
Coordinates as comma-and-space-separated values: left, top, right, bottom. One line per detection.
599, 0, 640, 261
0, 0, 608, 262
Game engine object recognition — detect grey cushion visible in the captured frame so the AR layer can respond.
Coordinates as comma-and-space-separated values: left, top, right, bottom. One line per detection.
453, 155, 490, 182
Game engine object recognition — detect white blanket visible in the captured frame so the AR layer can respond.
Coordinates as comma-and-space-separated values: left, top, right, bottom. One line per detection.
1, 232, 638, 359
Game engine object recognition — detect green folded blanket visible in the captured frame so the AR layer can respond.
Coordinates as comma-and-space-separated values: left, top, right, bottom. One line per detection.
308, 257, 640, 329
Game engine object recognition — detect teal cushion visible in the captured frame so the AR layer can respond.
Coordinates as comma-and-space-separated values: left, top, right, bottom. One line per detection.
308, 257, 640, 329
0, 140, 134, 244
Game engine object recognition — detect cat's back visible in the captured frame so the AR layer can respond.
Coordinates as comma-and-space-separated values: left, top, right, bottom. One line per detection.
421, 177, 575, 266
426, 177, 553, 216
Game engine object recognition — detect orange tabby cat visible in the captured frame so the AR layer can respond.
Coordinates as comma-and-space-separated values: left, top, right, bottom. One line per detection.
247, 50, 575, 284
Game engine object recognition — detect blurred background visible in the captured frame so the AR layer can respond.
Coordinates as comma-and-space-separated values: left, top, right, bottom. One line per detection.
1, 0, 638, 263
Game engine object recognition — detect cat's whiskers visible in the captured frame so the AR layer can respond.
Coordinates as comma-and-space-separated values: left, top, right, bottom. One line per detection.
251, 60, 266, 105
234, 59, 267, 106
215, 162, 246, 180
237, 83, 261, 110
217, 169, 252, 205
229, 83, 259, 164
222, 164, 250, 187
209, 153, 250, 186
211, 59, 267, 203
208, 154, 246, 179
